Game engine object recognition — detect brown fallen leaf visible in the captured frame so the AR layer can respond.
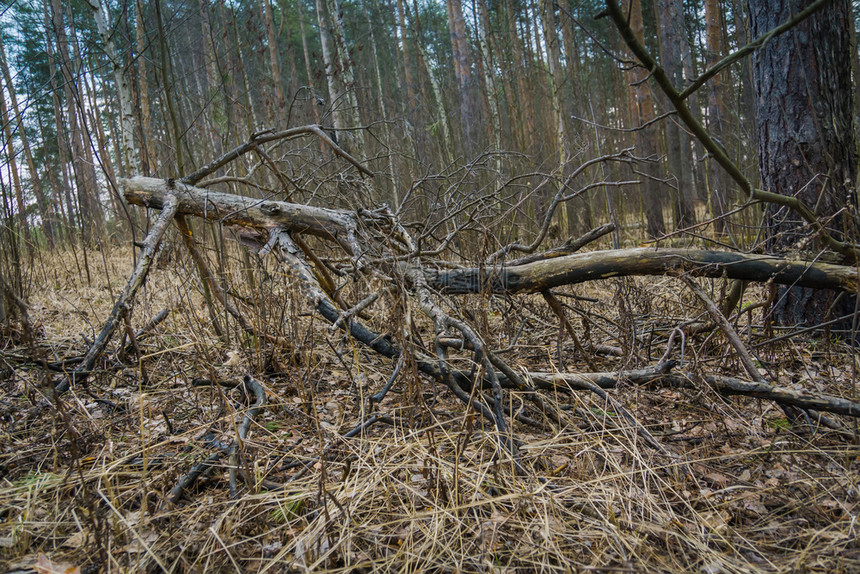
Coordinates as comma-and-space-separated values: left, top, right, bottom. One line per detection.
34, 553, 81, 574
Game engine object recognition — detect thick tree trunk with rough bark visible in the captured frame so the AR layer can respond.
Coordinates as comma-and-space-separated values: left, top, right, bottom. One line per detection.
749, 0, 858, 326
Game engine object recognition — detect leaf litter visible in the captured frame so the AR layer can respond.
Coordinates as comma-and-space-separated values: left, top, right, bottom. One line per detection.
0, 245, 858, 573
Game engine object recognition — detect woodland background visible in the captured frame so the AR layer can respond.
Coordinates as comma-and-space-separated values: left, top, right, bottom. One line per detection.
0, 0, 777, 250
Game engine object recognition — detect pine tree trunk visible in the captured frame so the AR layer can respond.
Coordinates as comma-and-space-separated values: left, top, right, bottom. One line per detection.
476, 0, 501, 163
749, 0, 858, 326
623, 0, 665, 239
704, 0, 730, 234
445, 0, 478, 155
154, 0, 186, 174
657, 0, 695, 229
49, 0, 103, 244
0, 88, 30, 241
261, 0, 285, 118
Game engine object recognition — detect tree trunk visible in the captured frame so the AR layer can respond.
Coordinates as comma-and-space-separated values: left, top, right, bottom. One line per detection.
49, 0, 103, 244
43, 0, 75, 239
297, 0, 322, 127
476, 0, 502, 162
0, 41, 53, 243
154, 0, 186, 174
656, 0, 695, 229
539, 0, 575, 235
122, 175, 860, 297
409, 3, 453, 164
88, 0, 140, 175
623, 0, 665, 239
446, 0, 478, 156
261, 0, 285, 117
749, 0, 858, 326
315, 0, 343, 133
0, 87, 29, 241
135, 0, 152, 175
359, 0, 398, 203
704, 0, 730, 234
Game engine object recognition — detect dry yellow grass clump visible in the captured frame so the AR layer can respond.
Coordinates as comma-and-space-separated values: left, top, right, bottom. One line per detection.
1, 243, 859, 573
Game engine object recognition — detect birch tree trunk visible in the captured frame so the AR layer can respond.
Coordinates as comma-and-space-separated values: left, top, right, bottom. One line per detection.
88, 0, 140, 175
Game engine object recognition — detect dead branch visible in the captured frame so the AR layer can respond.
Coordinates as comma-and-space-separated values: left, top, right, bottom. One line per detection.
181, 124, 372, 186
55, 194, 179, 394
229, 375, 267, 497
526, 366, 860, 418
600, 0, 858, 260
122, 177, 363, 255
682, 277, 766, 384
507, 223, 616, 266
485, 151, 634, 263
168, 375, 268, 504
121, 180, 860, 296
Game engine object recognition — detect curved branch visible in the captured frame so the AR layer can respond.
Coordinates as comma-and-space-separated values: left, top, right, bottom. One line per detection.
677, 0, 833, 101
601, 0, 856, 260
180, 124, 372, 185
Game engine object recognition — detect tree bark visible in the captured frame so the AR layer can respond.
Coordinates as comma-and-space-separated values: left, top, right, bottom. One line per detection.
135, 0, 152, 175
50, 0, 104, 244
446, 0, 478, 155
88, 0, 140, 175
656, 0, 695, 229
261, 0, 285, 117
749, 0, 858, 326
623, 0, 665, 238
0, 41, 54, 243
0, 75, 30, 241
704, 0, 730, 234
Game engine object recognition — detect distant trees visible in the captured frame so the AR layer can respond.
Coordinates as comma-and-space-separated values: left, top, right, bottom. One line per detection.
0, 0, 854, 274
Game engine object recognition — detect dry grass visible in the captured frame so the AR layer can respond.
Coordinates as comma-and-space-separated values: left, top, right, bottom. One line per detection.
1, 241, 859, 573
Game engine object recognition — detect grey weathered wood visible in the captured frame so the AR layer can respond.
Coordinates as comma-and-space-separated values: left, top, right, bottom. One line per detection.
427, 248, 860, 294
121, 176, 361, 254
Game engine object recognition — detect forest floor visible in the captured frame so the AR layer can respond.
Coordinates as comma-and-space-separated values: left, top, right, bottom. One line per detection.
0, 244, 859, 573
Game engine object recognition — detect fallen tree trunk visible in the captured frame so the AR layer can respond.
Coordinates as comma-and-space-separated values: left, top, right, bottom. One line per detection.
121, 177, 860, 296
121, 176, 363, 254
427, 249, 859, 294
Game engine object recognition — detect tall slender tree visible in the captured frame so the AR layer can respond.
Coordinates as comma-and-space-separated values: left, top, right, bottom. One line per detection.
446, 0, 478, 155
623, 0, 665, 238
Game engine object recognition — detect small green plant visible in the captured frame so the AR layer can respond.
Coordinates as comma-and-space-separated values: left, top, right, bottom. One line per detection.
765, 417, 790, 430
270, 497, 303, 523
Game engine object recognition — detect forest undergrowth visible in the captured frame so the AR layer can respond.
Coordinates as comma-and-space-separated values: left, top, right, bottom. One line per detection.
1, 243, 858, 573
